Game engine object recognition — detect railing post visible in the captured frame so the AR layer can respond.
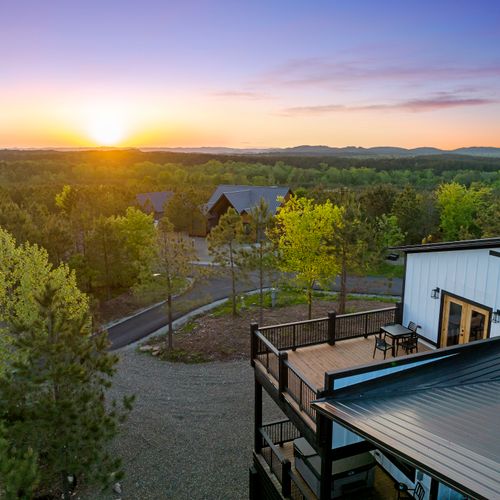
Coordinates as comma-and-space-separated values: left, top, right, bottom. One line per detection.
328, 311, 336, 345
254, 380, 262, 453
364, 311, 369, 338
279, 352, 288, 396
282, 460, 291, 497
395, 302, 403, 324
250, 322, 258, 367
292, 324, 296, 351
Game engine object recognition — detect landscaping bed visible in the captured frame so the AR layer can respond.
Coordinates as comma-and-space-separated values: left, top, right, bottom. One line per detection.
140, 291, 396, 363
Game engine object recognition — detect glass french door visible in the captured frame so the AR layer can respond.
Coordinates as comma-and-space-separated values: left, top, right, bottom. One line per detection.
441, 294, 490, 347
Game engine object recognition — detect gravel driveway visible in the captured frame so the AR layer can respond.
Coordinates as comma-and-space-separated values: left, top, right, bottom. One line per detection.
82, 348, 279, 500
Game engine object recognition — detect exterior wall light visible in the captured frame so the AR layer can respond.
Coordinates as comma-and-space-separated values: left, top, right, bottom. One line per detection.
431, 287, 440, 299
493, 309, 500, 323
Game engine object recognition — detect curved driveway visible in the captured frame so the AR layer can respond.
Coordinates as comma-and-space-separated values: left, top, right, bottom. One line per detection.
107, 271, 264, 349
107, 271, 402, 350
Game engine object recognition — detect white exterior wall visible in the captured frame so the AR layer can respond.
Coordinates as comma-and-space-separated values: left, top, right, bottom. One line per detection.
403, 247, 500, 343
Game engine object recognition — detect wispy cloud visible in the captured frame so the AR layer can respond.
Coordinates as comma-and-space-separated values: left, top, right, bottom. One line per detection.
259, 57, 500, 88
281, 93, 496, 115
210, 90, 271, 100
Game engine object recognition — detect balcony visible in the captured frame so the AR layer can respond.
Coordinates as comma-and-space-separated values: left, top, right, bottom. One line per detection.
251, 307, 432, 430
253, 418, 399, 500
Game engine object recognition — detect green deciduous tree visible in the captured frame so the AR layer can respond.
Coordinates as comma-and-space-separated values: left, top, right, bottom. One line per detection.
436, 182, 492, 240
271, 196, 343, 319
208, 208, 247, 316
156, 217, 198, 349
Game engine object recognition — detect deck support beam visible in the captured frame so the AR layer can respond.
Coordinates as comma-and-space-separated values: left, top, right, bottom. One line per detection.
318, 413, 333, 500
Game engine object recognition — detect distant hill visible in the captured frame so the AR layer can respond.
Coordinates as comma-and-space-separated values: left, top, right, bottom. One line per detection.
140, 145, 500, 158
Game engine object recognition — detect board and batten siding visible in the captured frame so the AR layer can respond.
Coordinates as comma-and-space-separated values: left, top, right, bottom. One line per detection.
402, 247, 500, 343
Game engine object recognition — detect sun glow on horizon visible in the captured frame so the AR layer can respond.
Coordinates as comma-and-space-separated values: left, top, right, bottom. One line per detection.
85, 114, 126, 146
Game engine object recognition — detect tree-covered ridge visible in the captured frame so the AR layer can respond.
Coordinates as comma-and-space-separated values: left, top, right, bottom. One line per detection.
0, 150, 499, 190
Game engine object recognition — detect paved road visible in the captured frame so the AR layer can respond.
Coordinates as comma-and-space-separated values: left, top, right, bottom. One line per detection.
107, 271, 402, 350
107, 271, 264, 349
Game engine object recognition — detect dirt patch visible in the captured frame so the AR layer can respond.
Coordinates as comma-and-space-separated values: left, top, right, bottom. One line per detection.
143, 299, 393, 362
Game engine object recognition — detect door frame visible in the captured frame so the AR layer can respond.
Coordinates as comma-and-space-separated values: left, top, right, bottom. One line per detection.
438, 290, 492, 348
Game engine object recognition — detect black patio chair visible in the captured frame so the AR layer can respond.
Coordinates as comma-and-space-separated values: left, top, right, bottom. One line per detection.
395, 481, 425, 500
397, 331, 419, 355
395, 322, 421, 356
373, 332, 392, 359
407, 321, 421, 333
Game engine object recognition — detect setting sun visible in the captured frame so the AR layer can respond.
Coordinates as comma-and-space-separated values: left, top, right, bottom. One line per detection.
86, 115, 126, 146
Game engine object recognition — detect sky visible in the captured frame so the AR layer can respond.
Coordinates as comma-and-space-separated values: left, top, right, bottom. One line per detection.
1, 0, 500, 149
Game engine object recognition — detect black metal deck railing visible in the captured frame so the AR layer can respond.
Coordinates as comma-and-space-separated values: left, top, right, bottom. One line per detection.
283, 360, 319, 421
259, 423, 292, 497
261, 418, 301, 447
251, 306, 397, 424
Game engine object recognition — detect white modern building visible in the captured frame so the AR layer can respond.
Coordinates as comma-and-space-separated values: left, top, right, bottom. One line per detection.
397, 238, 500, 347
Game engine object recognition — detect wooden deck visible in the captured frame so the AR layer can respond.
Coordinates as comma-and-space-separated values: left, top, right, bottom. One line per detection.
286, 337, 432, 388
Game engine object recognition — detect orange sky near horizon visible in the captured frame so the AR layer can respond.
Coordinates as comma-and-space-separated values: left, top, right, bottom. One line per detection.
2, 88, 499, 150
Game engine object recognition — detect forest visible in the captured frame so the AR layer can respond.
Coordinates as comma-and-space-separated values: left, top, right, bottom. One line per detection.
0, 149, 498, 319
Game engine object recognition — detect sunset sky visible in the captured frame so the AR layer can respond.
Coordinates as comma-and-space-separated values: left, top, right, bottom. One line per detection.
2, 0, 500, 149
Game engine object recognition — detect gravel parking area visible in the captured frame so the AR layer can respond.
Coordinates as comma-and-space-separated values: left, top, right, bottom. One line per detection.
82, 348, 280, 500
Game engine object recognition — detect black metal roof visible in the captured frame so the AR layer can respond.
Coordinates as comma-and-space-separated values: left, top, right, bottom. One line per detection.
390, 237, 500, 254
313, 338, 500, 500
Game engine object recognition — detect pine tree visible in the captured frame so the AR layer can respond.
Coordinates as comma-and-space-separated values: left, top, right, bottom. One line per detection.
157, 217, 198, 349
0, 228, 133, 498
208, 208, 247, 316
0, 423, 39, 500
245, 198, 276, 324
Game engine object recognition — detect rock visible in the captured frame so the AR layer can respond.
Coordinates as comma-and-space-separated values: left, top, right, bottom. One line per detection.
113, 482, 122, 494
152, 349, 161, 356
139, 345, 154, 352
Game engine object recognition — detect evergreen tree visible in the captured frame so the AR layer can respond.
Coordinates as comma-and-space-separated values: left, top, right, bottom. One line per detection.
156, 217, 198, 349
0, 229, 133, 498
208, 208, 247, 316
0, 423, 39, 500
245, 198, 276, 324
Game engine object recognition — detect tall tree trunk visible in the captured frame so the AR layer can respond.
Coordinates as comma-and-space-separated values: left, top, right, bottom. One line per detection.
229, 243, 237, 316
339, 251, 347, 314
167, 292, 173, 350
307, 287, 312, 320
259, 244, 264, 324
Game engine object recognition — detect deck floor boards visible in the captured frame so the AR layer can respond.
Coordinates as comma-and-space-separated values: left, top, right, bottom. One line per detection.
286, 337, 432, 388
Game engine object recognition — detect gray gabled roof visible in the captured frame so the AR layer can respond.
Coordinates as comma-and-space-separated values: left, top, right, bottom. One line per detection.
136, 191, 174, 213
391, 237, 500, 254
313, 338, 500, 500
206, 185, 290, 215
